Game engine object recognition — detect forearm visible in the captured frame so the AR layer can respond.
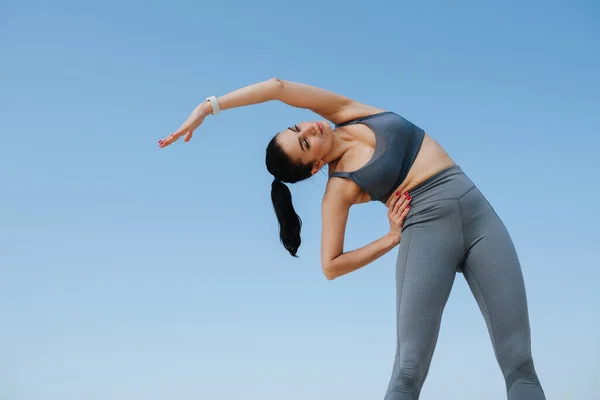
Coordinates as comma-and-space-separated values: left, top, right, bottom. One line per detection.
206, 78, 282, 113
323, 233, 400, 280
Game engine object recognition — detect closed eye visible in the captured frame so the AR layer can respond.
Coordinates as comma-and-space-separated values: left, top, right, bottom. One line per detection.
297, 136, 310, 151
296, 126, 310, 149
289, 125, 310, 151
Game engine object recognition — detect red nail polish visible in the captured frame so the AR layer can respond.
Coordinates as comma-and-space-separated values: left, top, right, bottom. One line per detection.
404, 191, 409, 196
396, 192, 399, 196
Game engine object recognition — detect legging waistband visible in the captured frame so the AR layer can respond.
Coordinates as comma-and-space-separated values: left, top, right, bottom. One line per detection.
407, 165, 476, 206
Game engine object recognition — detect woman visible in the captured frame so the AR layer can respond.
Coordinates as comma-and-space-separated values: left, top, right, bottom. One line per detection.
158, 78, 546, 400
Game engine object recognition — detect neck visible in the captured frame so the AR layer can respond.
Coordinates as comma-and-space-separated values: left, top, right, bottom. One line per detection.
322, 126, 355, 165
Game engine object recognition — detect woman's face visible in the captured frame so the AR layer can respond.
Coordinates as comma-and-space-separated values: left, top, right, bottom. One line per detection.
275, 120, 333, 173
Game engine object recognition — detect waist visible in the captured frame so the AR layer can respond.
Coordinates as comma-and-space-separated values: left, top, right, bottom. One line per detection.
405, 165, 475, 206
383, 134, 456, 206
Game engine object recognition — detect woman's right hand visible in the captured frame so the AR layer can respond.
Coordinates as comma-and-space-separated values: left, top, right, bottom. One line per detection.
387, 191, 411, 241
158, 102, 211, 148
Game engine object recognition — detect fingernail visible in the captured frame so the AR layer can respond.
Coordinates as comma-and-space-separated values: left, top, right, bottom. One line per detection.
408, 195, 411, 200
407, 205, 410, 209
404, 191, 409, 196
396, 192, 399, 196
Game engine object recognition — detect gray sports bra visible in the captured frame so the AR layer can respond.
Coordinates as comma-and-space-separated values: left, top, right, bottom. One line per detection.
329, 111, 425, 203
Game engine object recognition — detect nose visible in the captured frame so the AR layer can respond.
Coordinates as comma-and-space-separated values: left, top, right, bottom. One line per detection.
299, 124, 317, 137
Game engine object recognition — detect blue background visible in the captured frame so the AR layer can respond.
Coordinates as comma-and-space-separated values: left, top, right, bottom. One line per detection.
2, 1, 598, 399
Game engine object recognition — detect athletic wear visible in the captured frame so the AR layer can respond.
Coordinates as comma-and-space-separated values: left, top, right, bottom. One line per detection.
384, 166, 545, 400
329, 111, 425, 203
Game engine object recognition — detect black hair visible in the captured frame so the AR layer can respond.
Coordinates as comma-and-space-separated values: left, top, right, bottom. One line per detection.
265, 134, 314, 257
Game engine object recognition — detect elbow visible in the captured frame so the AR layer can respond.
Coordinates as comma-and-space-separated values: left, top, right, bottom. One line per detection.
322, 262, 337, 281
324, 270, 337, 281
269, 77, 284, 89
268, 77, 285, 96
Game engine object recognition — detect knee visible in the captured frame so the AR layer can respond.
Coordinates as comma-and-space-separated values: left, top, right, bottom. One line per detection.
504, 357, 541, 392
496, 332, 535, 374
386, 368, 419, 400
495, 335, 543, 391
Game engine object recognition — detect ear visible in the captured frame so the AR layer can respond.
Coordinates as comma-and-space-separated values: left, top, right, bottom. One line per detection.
311, 160, 325, 175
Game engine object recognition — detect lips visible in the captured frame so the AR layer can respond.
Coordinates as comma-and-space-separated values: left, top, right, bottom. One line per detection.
316, 122, 324, 135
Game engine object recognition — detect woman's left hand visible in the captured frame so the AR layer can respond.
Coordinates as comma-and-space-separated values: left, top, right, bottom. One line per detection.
387, 191, 411, 241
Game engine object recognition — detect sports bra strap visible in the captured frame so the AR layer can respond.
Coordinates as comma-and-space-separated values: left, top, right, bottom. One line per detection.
335, 119, 360, 127
329, 171, 351, 178
335, 111, 393, 128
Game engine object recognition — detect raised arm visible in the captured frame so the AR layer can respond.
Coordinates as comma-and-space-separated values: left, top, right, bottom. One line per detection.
210, 78, 383, 122
268, 79, 384, 123
159, 78, 384, 147
320, 180, 411, 281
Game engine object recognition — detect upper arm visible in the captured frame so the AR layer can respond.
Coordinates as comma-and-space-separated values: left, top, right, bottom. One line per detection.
320, 177, 361, 274
273, 78, 386, 125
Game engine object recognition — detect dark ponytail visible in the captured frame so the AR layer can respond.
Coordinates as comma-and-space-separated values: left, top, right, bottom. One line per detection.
271, 179, 302, 257
265, 134, 314, 257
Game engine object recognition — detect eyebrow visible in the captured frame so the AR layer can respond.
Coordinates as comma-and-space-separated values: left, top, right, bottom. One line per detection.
289, 127, 305, 151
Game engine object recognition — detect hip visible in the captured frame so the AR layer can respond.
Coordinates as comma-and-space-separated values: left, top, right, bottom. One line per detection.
401, 164, 500, 231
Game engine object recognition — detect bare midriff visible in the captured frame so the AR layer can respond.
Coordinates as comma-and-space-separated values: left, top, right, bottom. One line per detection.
377, 133, 456, 207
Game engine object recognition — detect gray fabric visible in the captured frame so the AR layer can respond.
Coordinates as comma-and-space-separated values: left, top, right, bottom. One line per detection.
384, 166, 545, 400
330, 111, 425, 203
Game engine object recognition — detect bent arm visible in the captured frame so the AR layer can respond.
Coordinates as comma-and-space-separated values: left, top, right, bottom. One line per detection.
320, 180, 399, 281
206, 78, 384, 124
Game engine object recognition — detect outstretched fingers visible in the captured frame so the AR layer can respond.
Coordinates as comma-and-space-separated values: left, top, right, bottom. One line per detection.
159, 129, 187, 148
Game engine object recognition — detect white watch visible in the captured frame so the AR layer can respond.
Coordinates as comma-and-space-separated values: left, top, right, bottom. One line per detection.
205, 95, 221, 115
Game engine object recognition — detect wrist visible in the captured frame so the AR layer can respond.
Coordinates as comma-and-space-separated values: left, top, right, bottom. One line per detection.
386, 231, 401, 247
198, 100, 213, 117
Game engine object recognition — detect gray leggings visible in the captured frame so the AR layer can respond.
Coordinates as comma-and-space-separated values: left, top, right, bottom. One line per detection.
384, 166, 545, 400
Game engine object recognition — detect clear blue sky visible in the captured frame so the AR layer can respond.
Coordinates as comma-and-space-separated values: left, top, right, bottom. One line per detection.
2, 1, 599, 399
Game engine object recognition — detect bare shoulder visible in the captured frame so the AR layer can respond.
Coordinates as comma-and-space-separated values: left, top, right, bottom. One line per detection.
322, 174, 362, 207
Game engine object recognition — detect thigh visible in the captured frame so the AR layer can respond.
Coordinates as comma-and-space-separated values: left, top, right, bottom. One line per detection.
385, 214, 464, 399
461, 208, 535, 373
393, 209, 463, 365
